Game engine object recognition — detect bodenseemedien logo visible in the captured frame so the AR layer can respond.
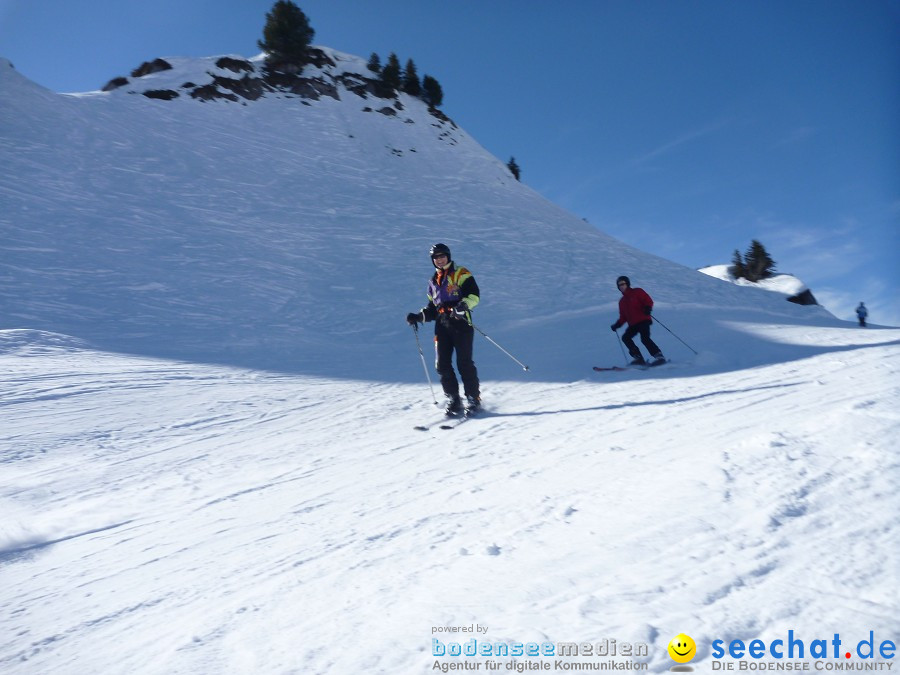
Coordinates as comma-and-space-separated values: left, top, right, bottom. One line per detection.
668, 633, 697, 671
430, 632, 650, 672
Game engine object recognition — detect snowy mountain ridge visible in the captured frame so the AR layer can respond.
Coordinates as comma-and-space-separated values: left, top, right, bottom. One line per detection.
94, 46, 445, 111
699, 265, 817, 304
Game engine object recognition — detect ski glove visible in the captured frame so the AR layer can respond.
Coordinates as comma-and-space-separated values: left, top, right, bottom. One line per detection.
406, 312, 423, 325
451, 302, 468, 320
610, 323, 619, 331
644, 306, 652, 315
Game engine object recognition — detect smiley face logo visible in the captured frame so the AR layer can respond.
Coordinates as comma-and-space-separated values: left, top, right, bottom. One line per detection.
668, 634, 696, 663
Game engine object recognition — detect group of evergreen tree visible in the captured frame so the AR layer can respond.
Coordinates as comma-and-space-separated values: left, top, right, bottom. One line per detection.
730, 240, 777, 282
367, 52, 443, 107
257, 1, 445, 107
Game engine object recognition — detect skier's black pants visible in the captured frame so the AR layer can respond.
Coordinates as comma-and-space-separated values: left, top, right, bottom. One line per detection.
622, 320, 661, 360
434, 318, 480, 399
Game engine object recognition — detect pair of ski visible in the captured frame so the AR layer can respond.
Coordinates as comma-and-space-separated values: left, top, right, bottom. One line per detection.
593, 358, 667, 372
414, 410, 476, 431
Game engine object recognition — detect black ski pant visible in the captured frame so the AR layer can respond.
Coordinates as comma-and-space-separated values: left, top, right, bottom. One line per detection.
434, 318, 480, 400
622, 320, 661, 360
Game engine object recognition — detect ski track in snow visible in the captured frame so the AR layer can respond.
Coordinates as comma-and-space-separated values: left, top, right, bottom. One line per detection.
1, 329, 898, 674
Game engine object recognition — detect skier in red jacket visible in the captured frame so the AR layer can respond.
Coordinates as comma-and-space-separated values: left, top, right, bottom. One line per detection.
610, 275, 665, 366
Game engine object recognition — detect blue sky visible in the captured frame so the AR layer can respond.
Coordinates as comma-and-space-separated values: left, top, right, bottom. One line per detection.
2, 0, 898, 325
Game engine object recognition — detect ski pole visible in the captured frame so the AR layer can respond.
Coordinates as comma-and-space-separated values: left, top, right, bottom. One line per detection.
652, 315, 698, 355
613, 327, 628, 364
472, 324, 530, 371
411, 323, 439, 406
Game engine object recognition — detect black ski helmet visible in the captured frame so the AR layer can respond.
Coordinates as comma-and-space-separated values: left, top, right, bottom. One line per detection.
616, 275, 631, 288
430, 243, 451, 261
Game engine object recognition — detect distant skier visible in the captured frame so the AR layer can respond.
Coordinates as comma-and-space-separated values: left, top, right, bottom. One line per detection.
610, 275, 665, 365
856, 302, 868, 327
406, 243, 482, 416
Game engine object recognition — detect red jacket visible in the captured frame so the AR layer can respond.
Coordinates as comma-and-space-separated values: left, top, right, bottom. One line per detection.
614, 287, 653, 328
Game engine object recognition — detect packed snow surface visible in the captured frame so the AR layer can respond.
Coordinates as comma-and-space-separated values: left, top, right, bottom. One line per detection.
1, 326, 898, 674
1, 50, 898, 674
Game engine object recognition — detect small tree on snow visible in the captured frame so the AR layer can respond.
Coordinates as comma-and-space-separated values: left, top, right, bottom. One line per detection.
744, 239, 776, 281
730, 240, 776, 282
729, 249, 746, 280
380, 52, 402, 93
507, 157, 521, 181
367, 52, 381, 74
258, 0, 315, 68
422, 74, 443, 108
402, 59, 421, 97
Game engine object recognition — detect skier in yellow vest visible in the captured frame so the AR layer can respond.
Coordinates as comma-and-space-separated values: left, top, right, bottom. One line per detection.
406, 243, 481, 416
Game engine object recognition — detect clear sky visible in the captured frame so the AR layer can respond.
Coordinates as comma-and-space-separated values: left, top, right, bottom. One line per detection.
2, 0, 898, 325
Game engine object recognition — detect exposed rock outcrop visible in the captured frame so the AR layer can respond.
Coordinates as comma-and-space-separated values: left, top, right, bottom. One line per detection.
787, 289, 818, 306
131, 58, 173, 78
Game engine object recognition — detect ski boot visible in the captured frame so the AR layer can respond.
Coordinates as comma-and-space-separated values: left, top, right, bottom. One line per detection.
464, 395, 481, 417
444, 395, 462, 416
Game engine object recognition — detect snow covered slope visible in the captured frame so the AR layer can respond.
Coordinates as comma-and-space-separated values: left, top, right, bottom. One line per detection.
1, 49, 898, 675
1, 327, 897, 674
1, 51, 836, 380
